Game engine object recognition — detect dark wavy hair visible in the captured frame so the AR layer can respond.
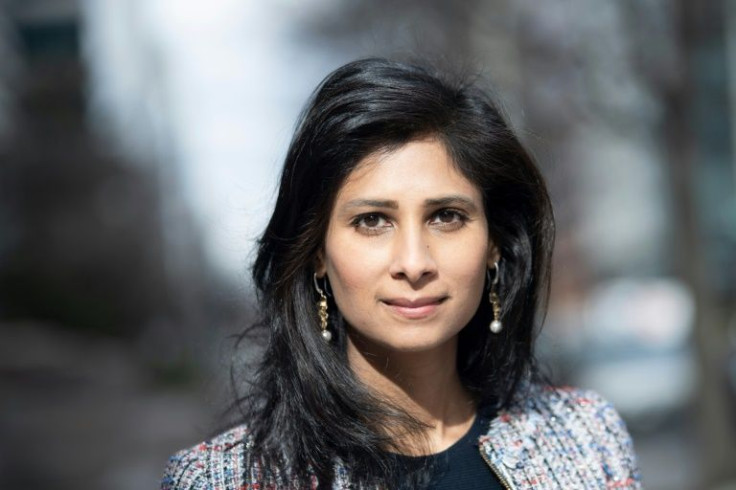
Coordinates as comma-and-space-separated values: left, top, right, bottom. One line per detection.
240, 58, 555, 488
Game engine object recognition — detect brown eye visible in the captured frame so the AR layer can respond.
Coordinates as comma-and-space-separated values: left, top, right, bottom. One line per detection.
429, 209, 468, 229
437, 210, 458, 223
361, 214, 382, 227
351, 213, 391, 234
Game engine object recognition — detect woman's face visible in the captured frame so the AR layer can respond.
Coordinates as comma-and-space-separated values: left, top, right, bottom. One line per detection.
317, 139, 499, 354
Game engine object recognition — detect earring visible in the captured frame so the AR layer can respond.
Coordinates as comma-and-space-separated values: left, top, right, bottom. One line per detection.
313, 273, 332, 342
488, 262, 503, 334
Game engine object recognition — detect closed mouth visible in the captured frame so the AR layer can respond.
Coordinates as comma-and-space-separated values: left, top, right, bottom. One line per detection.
379, 296, 448, 319
381, 296, 448, 308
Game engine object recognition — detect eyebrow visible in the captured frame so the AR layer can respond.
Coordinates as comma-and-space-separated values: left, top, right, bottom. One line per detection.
424, 195, 478, 211
344, 199, 399, 209
343, 195, 478, 211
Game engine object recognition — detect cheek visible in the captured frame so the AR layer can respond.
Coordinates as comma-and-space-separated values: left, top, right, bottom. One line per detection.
323, 233, 384, 310
435, 237, 489, 321
437, 236, 489, 286
328, 256, 370, 295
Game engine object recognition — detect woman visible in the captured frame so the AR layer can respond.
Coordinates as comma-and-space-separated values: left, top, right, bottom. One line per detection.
162, 58, 641, 489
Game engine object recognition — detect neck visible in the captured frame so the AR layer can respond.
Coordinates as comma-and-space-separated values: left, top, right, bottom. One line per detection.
347, 333, 477, 455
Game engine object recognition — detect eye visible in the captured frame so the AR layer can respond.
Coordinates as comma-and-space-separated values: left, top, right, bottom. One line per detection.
351, 213, 391, 234
429, 209, 468, 229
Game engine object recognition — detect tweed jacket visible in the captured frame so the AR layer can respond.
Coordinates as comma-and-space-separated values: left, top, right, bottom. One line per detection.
161, 385, 642, 489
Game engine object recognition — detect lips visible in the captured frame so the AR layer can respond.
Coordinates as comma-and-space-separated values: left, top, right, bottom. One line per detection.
383, 296, 446, 307
381, 296, 447, 319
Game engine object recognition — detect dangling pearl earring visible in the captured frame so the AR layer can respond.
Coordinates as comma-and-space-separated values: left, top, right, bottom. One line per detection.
313, 273, 332, 342
488, 262, 503, 334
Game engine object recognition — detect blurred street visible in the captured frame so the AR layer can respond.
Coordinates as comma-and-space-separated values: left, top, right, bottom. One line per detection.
0, 322, 215, 489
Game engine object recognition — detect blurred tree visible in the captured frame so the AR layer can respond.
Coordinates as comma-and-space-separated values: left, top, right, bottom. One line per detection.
295, 0, 495, 68
0, 7, 174, 337
662, 0, 736, 485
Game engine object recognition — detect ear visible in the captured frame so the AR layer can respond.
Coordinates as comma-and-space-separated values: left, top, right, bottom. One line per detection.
314, 249, 327, 277
486, 241, 501, 269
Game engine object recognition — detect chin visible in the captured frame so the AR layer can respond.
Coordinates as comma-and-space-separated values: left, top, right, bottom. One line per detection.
351, 328, 459, 355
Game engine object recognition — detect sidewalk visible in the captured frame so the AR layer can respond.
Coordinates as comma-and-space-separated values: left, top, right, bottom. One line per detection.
0, 322, 217, 490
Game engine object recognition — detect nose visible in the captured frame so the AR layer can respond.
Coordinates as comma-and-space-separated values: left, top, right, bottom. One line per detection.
388, 227, 437, 284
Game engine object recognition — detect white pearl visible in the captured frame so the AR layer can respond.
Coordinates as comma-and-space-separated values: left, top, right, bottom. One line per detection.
321, 329, 332, 341
490, 320, 503, 333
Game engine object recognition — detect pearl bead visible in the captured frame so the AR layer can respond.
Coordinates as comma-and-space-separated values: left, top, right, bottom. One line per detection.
321, 329, 332, 341
490, 320, 503, 333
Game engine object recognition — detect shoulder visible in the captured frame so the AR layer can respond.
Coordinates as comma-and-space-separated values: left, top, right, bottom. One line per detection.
481, 385, 642, 489
160, 425, 252, 490
516, 385, 637, 447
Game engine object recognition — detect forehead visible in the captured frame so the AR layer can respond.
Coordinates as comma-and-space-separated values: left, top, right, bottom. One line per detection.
334, 139, 483, 205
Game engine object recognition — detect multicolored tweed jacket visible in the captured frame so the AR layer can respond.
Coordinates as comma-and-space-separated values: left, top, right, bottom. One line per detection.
161, 385, 642, 489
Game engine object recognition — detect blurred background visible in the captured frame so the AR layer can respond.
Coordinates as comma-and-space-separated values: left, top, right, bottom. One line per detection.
1, 0, 735, 488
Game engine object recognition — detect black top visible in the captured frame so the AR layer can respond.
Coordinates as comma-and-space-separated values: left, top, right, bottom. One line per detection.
389, 410, 504, 489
